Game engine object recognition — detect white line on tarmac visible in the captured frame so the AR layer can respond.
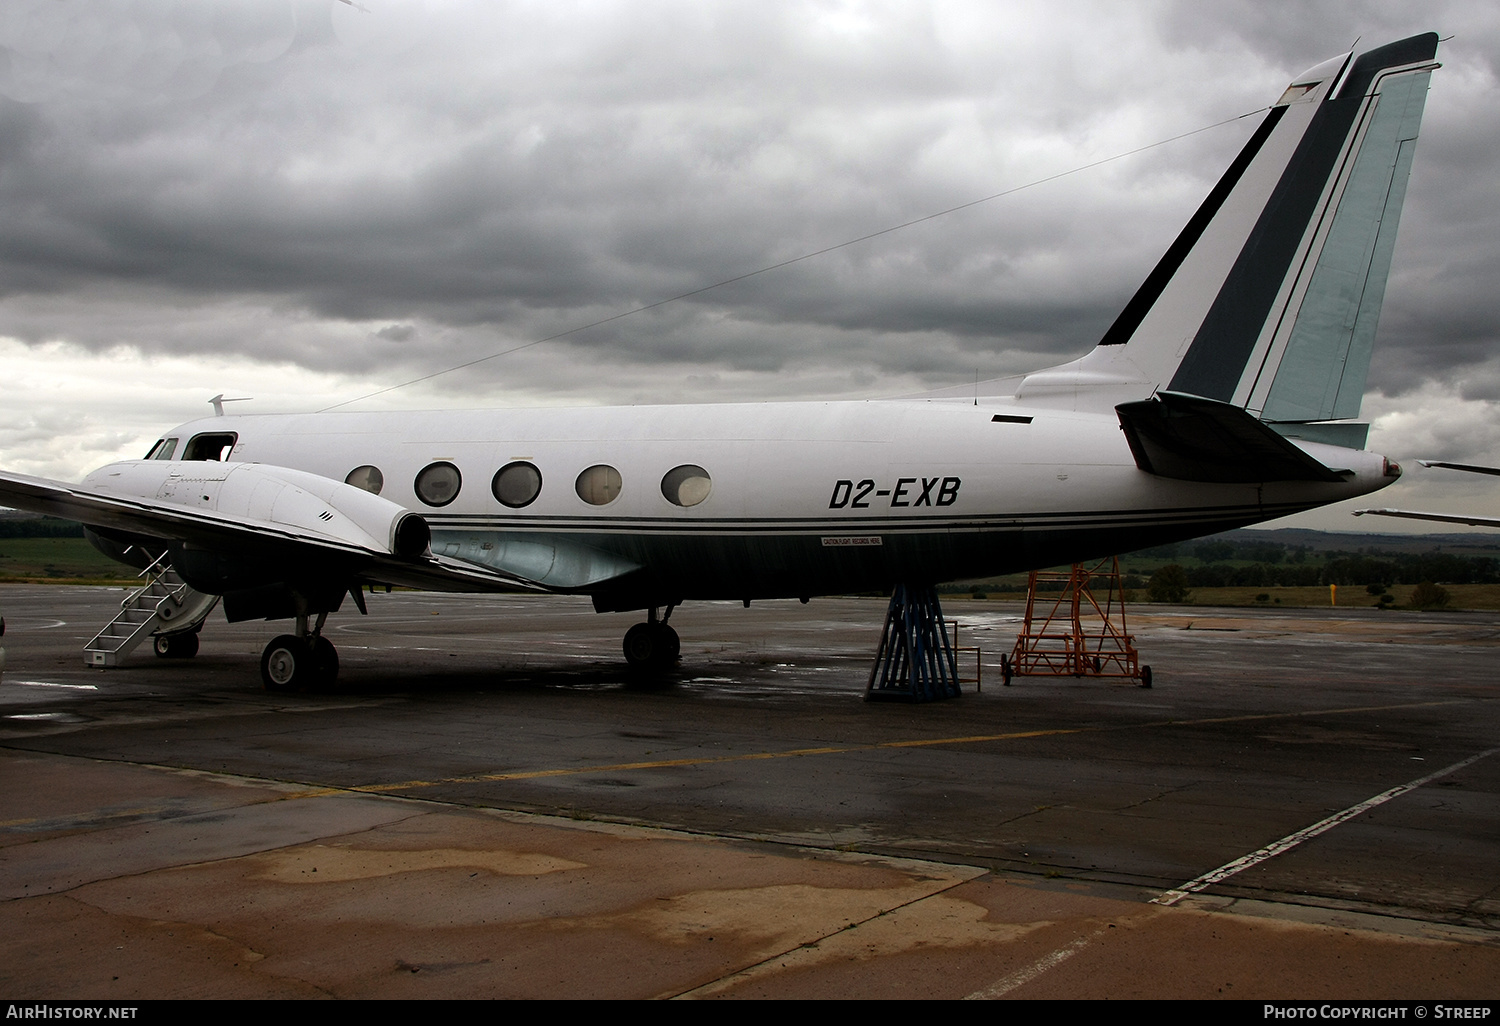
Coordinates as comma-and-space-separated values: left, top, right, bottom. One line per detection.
964, 923, 1113, 999
966, 746, 1500, 999
1154, 745, 1500, 906
6, 680, 98, 690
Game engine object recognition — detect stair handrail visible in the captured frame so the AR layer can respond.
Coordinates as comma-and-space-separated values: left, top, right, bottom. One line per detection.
119, 551, 191, 611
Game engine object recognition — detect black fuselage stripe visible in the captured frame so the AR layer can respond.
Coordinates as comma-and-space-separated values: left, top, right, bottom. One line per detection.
423, 504, 1311, 534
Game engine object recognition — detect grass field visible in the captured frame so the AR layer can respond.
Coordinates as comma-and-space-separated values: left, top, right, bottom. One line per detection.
0, 538, 137, 583
3, 538, 1498, 611
961, 583, 1500, 611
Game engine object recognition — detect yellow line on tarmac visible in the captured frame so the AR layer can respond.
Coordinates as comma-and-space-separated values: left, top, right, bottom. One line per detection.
341, 699, 1465, 796
355, 730, 1090, 793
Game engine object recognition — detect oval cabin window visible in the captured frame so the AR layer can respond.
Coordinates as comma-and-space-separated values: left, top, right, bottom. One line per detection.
345, 465, 384, 495
575, 465, 622, 506
661, 465, 711, 507
414, 462, 462, 507
492, 462, 542, 508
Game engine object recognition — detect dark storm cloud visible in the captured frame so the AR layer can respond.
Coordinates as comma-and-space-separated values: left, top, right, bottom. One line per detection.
0, 0, 1494, 423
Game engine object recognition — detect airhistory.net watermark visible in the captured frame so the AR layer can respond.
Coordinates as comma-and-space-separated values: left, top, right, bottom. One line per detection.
5, 1008, 138, 1020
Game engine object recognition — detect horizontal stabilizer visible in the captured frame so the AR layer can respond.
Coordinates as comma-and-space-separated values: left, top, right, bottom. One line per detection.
1116, 392, 1347, 483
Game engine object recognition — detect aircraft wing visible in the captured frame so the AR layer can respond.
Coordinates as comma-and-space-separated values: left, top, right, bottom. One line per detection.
1417, 461, 1500, 477
352, 552, 553, 594
0, 466, 408, 559
0, 464, 555, 594
1352, 509, 1500, 529
1352, 460, 1500, 530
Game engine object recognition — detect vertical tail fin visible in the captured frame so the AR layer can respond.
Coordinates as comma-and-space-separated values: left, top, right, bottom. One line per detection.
1249, 40, 1436, 424
1018, 34, 1439, 428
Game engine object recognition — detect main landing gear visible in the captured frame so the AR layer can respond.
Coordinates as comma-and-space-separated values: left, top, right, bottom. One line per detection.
623, 605, 679, 672
261, 612, 339, 692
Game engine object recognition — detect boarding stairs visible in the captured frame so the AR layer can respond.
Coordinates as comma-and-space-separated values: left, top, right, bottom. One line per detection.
84, 555, 219, 667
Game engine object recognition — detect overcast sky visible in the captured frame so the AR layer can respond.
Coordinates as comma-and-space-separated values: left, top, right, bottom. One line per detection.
1, 0, 1496, 534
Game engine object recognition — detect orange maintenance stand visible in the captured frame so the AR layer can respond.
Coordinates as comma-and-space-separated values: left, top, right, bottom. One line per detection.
1005, 557, 1151, 687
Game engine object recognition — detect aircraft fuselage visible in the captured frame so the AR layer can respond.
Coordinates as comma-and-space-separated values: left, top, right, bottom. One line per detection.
141, 399, 1393, 610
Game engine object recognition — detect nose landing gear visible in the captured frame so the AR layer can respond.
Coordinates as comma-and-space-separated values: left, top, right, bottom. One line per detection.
153, 629, 201, 659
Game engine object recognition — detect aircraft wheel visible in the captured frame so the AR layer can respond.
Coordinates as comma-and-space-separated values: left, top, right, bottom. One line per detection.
1000, 655, 1013, 686
261, 635, 306, 692
659, 624, 680, 663
312, 636, 340, 686
154, 633, 200, 659
623, 623, 658, 669
1139, 665, 1153, 689
624, 622, 681, 672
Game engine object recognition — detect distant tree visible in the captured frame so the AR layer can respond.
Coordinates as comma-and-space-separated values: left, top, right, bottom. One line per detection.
1323, 556, 1397, 587
1242, 543, 1286, 564
1408, 581, 1450, 610
1147, 565, 1190, 603
1194, 541, 1234, 563
1230, 564, 1269, 588
1136, 543, 1180, 559
1187, 563, 1230, 588
0, 516, 83, 539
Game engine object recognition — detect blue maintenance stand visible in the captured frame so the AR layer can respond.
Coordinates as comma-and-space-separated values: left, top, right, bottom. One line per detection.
865, 584, 963, 702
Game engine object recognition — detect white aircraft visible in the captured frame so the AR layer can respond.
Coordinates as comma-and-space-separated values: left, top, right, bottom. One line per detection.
0, 34, 1441, 689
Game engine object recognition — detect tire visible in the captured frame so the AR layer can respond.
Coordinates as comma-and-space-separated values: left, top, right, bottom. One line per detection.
658, 624, 680, 663
623, 622, 657, 669
261, 635, 306, 692
312, 636, 339, 686
1140, 665, 1153, 689
155, 633, 200, 659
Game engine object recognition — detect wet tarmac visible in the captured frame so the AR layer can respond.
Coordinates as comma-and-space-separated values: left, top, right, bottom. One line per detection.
1, 585, 1498, 999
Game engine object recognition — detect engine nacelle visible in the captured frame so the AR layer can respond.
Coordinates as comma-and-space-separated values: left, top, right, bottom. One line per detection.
81, 460, 431, 560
